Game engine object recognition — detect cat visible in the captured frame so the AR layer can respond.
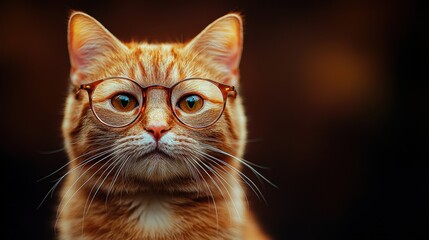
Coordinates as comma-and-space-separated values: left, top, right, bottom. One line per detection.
58, 11, 269, 240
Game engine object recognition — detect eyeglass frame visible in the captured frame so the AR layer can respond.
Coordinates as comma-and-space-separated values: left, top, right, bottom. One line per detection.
75, 76, 238, 129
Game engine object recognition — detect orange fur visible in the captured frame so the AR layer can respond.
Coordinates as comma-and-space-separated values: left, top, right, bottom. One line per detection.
59, 11, 269, 240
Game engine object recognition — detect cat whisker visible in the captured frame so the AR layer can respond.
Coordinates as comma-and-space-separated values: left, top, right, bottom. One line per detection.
198, 137, 262, 144
84, 152, 125, 216
55, 153, 113, 232
202, 144, 277, 188
194, 149, 266, 203
183, 156, 203, 198
55, 145, 124, 220
182, 157, 202, 197
38, 146, 116, 209
105, 152, 133, 205
187, 155, 219, 231
81, 156, 119, 233
197, 161, 231, 230
38, 136, 111, 156
38, 147, 66, 155
192, 139, 269, 170
191, 152, 241, 220
80, 140, 137, 216
192, 150, 250, 208
82, 151, 133, 233
38, 143, 115, 182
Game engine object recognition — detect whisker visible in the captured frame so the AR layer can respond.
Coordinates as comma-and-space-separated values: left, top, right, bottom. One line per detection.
187, 155, 219, 231
55, 150, 117, 220
37, 137, 108, 155
81, 156, 119, 233
81, 140, 137, 215
55, 151, 116, 232
38, 147, 116, 209
202, 144, 277, 188
38, 147, 66, 155
84, 153, 123, 216
196, 140, 269, 170
182, 158, 202, 197
191, 152, 241, 220
194, 149, 266, 203
199, 137, 262, 144
105, 153, 131, 205
193, 151, 250, 208
38, 144, 114, 182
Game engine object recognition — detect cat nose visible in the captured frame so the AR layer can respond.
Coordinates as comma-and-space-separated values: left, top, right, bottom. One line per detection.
145, 124, 171, 141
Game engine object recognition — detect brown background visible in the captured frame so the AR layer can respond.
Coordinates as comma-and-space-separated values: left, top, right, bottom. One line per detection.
0, 0, 427, 239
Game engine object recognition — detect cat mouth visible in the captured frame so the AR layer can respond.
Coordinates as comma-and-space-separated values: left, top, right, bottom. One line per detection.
140, 148, 171, 160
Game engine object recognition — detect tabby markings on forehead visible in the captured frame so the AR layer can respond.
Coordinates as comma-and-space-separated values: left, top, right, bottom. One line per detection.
135, 45, 181, 86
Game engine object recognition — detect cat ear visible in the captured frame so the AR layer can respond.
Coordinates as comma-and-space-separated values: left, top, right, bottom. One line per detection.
185, 13, 243, 86
68, 11, 128, 85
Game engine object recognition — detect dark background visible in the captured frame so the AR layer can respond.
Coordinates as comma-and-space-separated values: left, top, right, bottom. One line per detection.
1, 0, 427, 239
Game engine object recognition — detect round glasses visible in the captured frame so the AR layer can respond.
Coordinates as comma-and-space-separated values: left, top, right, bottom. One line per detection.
76, 77, 237, 129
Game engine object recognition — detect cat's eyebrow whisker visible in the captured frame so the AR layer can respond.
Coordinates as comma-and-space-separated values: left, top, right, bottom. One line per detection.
202, 144, 277, 188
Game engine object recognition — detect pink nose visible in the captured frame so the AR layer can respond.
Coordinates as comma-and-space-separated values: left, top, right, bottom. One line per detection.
145, 124, 171, 141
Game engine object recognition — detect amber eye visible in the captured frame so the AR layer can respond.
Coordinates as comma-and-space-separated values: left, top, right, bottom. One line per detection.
178, 94, 204, 113
111, 94, 138, 112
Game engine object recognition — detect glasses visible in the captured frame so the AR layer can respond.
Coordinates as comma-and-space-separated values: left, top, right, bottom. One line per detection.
76, 77, 237, 129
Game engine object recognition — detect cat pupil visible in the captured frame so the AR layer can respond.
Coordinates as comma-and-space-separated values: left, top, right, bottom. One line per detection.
187, 96, 196, 108
119, 95, 129, 108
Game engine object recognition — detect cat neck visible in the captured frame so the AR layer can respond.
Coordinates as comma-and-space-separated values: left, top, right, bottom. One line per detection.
58, 178, 245, 239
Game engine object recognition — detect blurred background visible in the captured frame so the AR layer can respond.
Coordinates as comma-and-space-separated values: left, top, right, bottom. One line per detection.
0, 0, 427, 239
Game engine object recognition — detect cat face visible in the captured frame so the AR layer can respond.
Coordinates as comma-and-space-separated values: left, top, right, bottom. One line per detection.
62, 12, 246, 195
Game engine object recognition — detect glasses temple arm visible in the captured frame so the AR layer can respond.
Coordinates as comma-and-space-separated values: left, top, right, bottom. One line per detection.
227, 86, 237, 98
74, 84, 89, 99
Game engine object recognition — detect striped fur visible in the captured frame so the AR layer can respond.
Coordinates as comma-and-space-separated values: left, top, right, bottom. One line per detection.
59, 11, 268, 240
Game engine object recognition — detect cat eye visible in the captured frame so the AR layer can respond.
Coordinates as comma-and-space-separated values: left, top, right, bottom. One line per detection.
111, 94, 139, 112
177, 94, 204, 113
76, 77, 237, 128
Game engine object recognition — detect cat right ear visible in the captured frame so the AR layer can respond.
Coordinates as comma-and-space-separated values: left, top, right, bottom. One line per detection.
67, 11, 127, 85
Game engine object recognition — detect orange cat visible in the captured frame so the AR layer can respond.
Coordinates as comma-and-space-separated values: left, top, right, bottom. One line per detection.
58, 11, 269, 240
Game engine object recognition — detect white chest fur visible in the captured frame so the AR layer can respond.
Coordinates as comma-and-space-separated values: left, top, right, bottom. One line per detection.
127, 195, 174, 234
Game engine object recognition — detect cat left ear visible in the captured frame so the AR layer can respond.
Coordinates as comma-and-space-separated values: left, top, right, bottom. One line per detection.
68, 11, 128, 85
185, 13, 243, 86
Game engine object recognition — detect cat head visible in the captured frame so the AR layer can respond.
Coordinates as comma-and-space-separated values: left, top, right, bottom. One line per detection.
62, 11, 246, 195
